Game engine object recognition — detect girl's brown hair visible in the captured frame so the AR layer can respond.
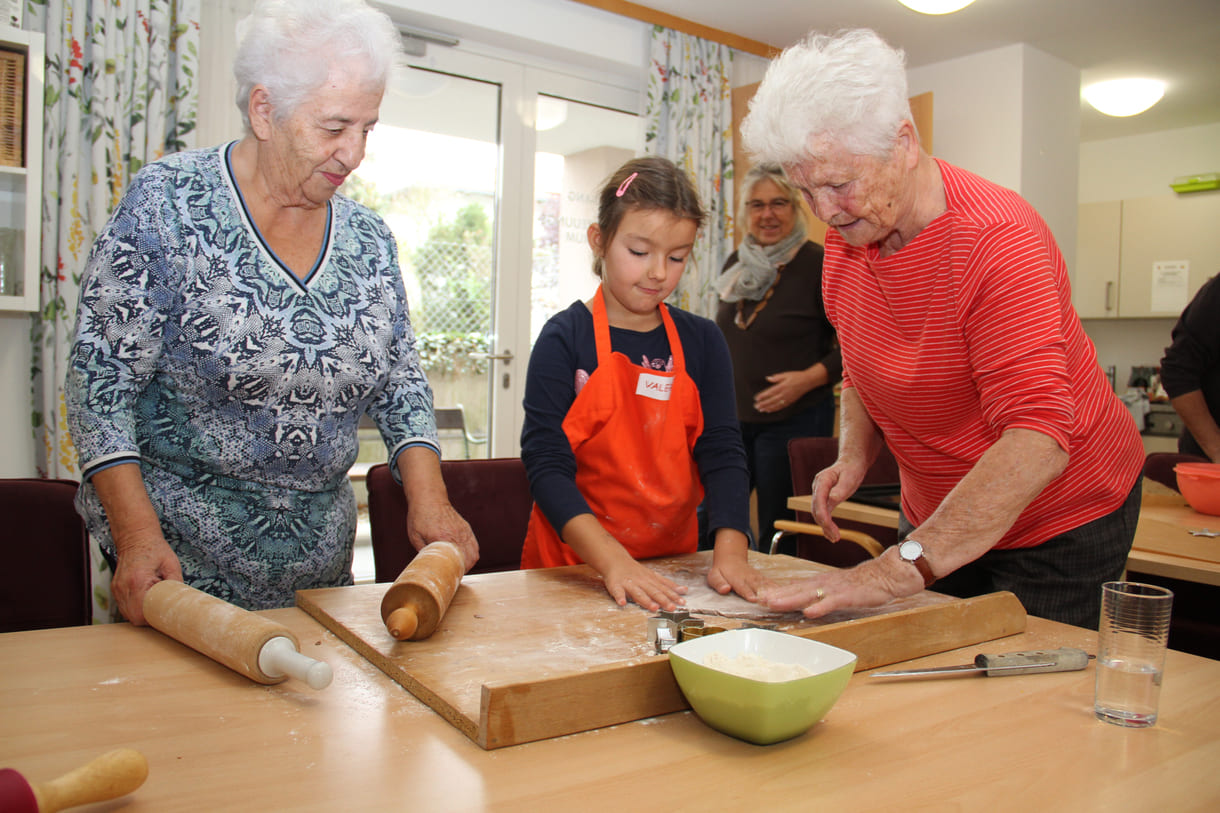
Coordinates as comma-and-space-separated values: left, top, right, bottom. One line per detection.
592, 156, 705, 278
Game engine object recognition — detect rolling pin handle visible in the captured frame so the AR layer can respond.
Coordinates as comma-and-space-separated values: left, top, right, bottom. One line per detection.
257, 637, 334, 690
386, 606, 419, 641
32, 748, 149, 813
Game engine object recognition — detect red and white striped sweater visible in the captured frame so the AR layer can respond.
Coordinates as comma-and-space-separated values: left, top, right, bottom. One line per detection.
824, 159, 1142, 549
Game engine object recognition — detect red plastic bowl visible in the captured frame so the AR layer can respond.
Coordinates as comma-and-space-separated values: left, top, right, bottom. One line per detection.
1175, 462, 1220, 516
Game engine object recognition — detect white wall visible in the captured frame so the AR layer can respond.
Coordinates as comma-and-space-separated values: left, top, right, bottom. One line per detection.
907, 43, 1081, 265
1079, 121, 1220, 203
908, 45, 1026, 191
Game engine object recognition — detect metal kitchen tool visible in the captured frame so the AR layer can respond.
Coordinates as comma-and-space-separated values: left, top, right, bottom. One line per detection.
872, 647, 1092, 679
647, 609, 774, 653
1189, 528, 1220, 538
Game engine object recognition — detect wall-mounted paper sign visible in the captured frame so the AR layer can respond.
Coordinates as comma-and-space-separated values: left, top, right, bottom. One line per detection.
1150, 260, 1189, 314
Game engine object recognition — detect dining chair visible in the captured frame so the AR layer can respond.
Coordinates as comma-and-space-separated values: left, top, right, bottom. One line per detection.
366, 458, 532, 582
772, 437, 902, 567
434, 405, 488, 459
1142, 451, 1209, 492
0, 477, 92, 632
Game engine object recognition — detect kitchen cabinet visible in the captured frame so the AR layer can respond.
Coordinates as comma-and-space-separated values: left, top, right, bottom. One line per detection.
1074, 200, 1122, 318
1074, 192, 1220, 319
1119, 192, 1220, 318
0, 25, 42, 312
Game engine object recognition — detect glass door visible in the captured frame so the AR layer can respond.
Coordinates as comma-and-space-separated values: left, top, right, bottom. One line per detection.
350, 64, 501, 460
528, 94, 642, 343
352, 49, 640, 459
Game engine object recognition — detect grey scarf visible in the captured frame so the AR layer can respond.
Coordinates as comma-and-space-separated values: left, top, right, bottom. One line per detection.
716, 219, 808, 303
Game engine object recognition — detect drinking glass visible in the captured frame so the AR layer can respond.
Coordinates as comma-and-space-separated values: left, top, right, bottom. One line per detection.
1094, 580, 1173, 727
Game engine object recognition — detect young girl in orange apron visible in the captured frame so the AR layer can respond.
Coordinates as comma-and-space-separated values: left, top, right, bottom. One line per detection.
520, 157, 771, 611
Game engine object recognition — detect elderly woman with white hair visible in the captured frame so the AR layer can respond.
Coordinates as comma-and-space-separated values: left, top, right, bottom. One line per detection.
66, 0, 477, 624
745, 29, 1143, 628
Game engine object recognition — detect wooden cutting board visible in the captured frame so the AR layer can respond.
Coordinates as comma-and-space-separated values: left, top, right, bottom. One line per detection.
297, 551, 1025, 749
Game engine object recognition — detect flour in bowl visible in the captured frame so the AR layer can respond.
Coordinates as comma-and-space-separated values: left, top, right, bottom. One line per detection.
704, 652, 813, 682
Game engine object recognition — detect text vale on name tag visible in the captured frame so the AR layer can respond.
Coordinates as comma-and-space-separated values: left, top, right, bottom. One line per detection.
636, 372, 673, 401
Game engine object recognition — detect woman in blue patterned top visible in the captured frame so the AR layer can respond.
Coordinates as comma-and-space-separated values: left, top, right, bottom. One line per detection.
66, 0, 478, 624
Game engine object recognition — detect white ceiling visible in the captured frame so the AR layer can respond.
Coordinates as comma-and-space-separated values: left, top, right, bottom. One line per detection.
639, 0, 1220, 143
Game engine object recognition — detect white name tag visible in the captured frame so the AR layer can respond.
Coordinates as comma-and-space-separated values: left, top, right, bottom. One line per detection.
636, 372, 673, 401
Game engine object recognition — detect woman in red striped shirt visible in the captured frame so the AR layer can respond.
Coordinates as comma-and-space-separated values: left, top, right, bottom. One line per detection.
741, 29, 1143, 628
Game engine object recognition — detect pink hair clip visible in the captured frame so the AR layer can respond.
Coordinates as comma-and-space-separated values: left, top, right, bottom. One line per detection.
615, 172, 638, 197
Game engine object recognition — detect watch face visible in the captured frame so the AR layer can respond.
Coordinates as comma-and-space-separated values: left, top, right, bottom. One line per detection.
899, 539, 923, 561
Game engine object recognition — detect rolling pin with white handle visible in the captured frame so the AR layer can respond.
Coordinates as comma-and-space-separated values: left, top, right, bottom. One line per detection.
0, 749, 148, 813
143, 580, 333, 689
380, 541, 465, 640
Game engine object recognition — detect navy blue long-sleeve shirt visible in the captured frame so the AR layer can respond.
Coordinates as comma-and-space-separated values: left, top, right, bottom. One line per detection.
521, 300, 750, 541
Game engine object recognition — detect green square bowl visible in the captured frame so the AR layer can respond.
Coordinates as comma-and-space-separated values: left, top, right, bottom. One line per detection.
668, 628, 857, 745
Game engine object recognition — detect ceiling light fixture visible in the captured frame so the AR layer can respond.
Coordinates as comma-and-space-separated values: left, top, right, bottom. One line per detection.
1083, 78, 1167, 117
896, 0, 977, 14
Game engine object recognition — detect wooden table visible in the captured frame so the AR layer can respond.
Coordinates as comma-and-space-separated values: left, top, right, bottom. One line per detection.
788, 490, 1220, 587
787, 494, 901, 528
1128, 494, 1220, 586
3, 607, 1220, 810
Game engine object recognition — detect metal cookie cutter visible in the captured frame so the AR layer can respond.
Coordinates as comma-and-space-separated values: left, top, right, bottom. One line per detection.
647, 609, 689, 654
647, 610, 744, 653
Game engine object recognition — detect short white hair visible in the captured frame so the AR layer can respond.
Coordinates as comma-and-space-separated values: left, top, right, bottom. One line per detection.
742, 29, 913, 164
233, 0, 402, 132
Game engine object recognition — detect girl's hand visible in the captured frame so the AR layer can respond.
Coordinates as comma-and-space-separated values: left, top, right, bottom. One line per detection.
600, 557, 687, 612
706, 557, 773, 602
707, 529, 774, 601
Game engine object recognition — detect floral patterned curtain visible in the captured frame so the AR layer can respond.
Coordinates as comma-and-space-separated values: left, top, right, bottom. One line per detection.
25, 0, 199, 479
645, 25, 734, 319
24, 0, 199, 620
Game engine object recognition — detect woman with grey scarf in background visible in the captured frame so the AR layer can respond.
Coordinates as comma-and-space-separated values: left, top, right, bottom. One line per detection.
713, 164, 841, 554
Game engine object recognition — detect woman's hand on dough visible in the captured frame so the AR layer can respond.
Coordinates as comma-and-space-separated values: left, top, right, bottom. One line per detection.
758, 553, 909, 618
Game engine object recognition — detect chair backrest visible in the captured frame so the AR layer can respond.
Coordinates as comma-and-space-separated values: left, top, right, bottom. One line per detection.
1143, 451, 1210, 492
433, 407, 466, 433
366, 458, 532, 582
0, 478, 92, 632
786, 437, 901, 567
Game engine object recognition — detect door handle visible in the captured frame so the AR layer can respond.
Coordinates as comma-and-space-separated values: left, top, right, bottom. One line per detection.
470, 350, 514, 364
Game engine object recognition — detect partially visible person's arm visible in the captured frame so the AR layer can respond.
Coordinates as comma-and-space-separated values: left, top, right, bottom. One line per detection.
90, 463, 182, 626
804, 385, 884, 541
1170, 390, 1220, 462
395, 446, 479, 571
762, 426, 1068, 616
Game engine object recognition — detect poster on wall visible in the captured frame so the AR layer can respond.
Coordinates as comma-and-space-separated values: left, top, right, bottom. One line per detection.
1150, 260, 1190, 314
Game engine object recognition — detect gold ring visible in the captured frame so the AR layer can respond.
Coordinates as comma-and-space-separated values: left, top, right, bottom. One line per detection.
814, 587, 826, 601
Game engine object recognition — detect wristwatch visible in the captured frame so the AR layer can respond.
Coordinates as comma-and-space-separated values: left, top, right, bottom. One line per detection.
898, 539, 936, 587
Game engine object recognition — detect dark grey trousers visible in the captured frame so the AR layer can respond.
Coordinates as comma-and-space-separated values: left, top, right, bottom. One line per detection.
900, 478, 1142, 630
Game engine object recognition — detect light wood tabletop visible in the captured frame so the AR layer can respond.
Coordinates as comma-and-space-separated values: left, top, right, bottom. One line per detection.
1127, 494, 1220, 586
787, 489, 1220, 587
3, 603, 1220, 810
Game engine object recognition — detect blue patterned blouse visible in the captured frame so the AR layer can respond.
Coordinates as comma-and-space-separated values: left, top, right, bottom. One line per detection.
66, 143, 437, 610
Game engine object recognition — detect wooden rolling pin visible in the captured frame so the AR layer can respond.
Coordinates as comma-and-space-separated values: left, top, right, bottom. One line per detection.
143, 580, 333, 689
0, 749, 148, 812
380, 541, 465, 640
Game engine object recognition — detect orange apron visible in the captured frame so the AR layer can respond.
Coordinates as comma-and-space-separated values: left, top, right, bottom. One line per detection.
521, 287, 705, 568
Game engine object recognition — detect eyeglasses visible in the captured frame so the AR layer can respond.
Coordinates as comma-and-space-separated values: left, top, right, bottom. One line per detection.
746, 198, 792, 214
